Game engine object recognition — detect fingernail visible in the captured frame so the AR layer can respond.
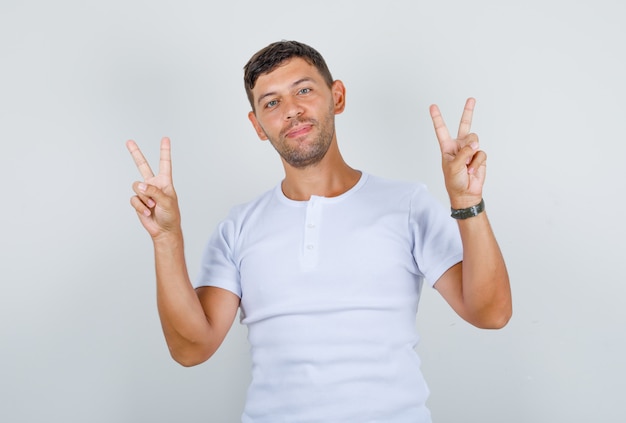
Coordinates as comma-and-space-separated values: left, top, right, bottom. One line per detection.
138, 183, 146, 192
470, 142, 479, 150
147, 199, 155, 208
143, 209, 151, 216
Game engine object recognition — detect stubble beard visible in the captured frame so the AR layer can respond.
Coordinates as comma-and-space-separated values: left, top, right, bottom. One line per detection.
269, 106, 336, 169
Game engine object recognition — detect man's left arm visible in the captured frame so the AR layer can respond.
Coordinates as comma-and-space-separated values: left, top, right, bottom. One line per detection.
429, 98, 512, 329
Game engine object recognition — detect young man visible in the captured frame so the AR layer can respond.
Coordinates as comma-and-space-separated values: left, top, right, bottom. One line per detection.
127, 40, 511, 422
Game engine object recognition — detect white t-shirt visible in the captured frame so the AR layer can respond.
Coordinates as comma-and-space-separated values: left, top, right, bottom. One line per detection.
195, 173, 463, 422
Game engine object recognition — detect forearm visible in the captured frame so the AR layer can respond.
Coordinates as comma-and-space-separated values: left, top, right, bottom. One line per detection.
153, 232, 214, 365
457, 211, 511, 328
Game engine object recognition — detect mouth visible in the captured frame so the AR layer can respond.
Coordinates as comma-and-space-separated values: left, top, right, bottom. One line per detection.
285, 124, 313, 139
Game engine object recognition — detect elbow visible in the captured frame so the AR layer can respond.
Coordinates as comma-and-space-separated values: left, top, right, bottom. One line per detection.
173, 355, 205, 368
169, 345, 214, 368
464, 294, 512, 329
472, 278, 513, 329
478, 312, 512, 329
474, 304, 512, 330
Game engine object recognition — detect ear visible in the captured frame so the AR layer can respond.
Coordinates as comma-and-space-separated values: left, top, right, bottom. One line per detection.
248, 111, 268, 140
331, 80, 346, 115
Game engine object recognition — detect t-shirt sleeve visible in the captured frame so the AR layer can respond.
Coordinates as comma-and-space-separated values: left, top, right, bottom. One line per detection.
409, 185, 463, 287
194, 218, 242, 298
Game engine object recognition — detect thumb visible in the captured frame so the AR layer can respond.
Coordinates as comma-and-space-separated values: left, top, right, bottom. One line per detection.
132, 181, 177, 212
455, 134, 480, 167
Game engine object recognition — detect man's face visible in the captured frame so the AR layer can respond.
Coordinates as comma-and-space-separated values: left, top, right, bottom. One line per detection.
248, 58, 345, 169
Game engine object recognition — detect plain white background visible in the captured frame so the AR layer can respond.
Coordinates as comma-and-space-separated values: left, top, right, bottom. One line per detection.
1, 0, 624, 422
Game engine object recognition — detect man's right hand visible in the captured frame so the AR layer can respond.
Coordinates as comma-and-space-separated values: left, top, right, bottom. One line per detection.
127, 137, 181, 240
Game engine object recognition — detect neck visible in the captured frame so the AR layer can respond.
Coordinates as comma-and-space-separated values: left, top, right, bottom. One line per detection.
280, 143, 361, 201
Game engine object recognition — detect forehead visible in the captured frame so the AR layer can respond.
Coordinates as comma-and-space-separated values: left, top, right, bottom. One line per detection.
252, 57, 324, 95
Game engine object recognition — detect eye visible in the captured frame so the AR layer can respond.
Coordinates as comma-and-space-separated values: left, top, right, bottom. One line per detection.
265, 99, 279, 109
298, 87, 311, 95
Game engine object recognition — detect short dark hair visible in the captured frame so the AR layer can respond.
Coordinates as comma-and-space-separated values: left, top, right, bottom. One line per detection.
243, 40, 334, 111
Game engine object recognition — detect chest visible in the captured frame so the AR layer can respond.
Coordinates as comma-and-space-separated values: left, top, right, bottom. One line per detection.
234, 199, 421, 321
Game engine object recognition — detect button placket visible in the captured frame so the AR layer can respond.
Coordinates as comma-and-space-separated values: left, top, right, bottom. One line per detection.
302, 197, 321, 269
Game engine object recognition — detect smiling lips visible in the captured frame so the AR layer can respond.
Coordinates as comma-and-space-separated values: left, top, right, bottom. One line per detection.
285, 124, 313, 139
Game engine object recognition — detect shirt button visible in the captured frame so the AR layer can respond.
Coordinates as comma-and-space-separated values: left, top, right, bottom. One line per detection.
306, 244, 315, 250
307, 223, 315, 228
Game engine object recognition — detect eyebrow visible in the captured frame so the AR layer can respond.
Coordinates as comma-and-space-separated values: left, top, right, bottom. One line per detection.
256, 77, 315, 108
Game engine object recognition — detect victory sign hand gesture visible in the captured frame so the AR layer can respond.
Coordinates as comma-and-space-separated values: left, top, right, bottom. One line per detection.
127, 137, 181, 239
430, 98, 486, 209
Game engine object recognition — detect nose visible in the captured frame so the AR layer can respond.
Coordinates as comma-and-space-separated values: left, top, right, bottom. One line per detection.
284, 97, 303, 120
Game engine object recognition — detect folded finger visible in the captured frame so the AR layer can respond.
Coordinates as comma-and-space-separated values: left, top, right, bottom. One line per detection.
467, 150, 487, 174
130, 195, 152, 217
461, 133, 479, 164
132, 180, 159, 205
453, 141, 479, 168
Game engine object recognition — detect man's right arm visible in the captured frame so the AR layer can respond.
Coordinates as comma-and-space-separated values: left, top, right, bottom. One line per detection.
127, 138, 239, 366
152, 231, 240, 367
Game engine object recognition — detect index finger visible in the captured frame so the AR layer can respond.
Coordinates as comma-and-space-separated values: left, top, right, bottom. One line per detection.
429, 104, 452, 145
126, 139, 154, 180
158, 137, 172, 177
457, 97, 476, 139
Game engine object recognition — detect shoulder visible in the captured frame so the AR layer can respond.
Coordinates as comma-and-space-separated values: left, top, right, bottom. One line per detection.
210, 184, 280, 243
361, 173, 429, 199
225, 184, 280, 221
360, 174, 450, 222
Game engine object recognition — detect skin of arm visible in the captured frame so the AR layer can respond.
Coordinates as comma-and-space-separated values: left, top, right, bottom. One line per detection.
429, 98, 512, 329
128, 137, 240, 366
